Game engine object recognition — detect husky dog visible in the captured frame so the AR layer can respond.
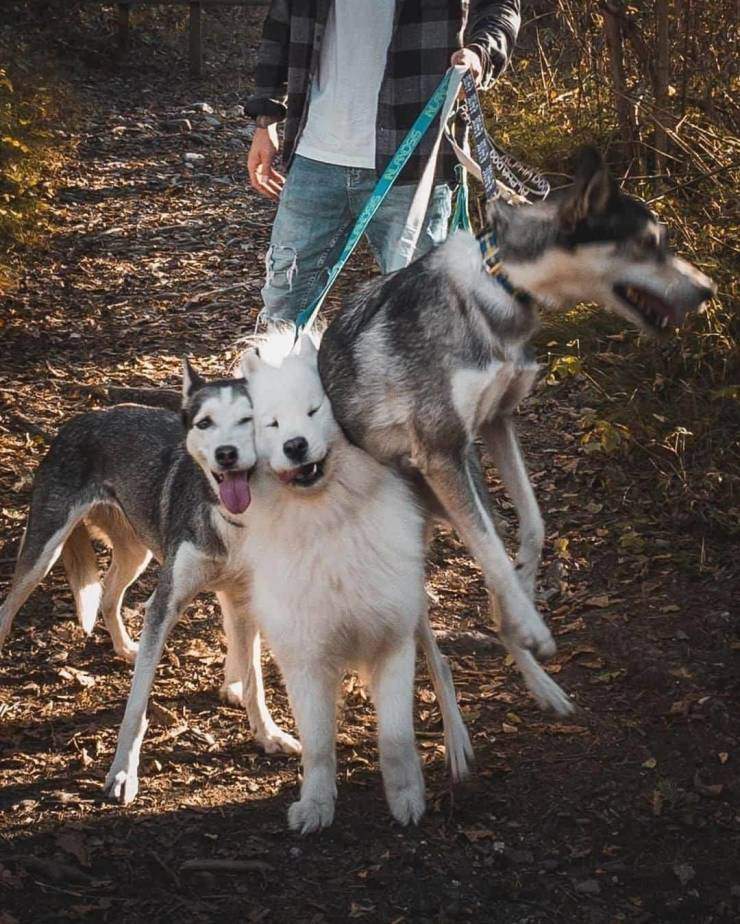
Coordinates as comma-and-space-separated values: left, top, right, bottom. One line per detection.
319, 148, 715, 714
239, 331, 472, 833
0, 371, 300, 803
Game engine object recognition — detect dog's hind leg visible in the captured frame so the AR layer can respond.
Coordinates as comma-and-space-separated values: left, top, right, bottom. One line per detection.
90, 508, 152, 662
482, 415, 544, 602
370, 636, 425, 826
283, 662, 341, 834
103, 543, 204, 804
62, 526, 103, 636
101, 541, 152, 664
417, 615, 474, 782
0, 503, 92, 650
217, 589, 301, 756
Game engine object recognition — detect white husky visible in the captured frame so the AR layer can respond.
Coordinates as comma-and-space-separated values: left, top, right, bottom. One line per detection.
238, 332, 472, 833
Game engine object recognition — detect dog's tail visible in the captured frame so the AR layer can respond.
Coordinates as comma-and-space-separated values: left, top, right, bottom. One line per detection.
418, 616, 474, 782
61, 526, 102, 635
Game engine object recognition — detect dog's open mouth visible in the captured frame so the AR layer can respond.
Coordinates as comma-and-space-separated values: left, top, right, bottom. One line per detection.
277, 459, 326, 488
614, 284, 679, 331
212, 469, 252, 514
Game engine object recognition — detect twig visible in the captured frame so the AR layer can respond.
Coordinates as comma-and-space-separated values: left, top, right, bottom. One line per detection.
179, 858, 274, 875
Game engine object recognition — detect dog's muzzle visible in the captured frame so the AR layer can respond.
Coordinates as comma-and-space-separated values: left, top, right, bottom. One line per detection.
276, 456, 327, 488
613, 281, 714, 332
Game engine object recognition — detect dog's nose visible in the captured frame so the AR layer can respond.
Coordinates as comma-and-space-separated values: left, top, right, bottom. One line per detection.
696, 284, 715, 304
283, 437, 308, 462
215, 445, 238, 468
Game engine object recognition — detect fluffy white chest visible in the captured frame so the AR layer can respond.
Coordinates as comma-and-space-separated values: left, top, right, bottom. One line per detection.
245, 469, 427, 669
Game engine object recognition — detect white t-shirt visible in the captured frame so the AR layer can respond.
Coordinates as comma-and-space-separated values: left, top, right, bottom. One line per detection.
296, 0, 395, 169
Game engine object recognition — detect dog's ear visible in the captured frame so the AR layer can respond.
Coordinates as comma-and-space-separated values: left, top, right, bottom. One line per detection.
241, 347, 262, 378
182, 357, 204, 400
298, 334, 318, 361
560, 146, 615, 228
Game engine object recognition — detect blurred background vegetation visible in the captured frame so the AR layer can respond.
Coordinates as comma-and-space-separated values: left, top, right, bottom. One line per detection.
1, 0, 737, 541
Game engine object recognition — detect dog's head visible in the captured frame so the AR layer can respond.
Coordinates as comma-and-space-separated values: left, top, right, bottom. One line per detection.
181, 359, 256, 515
241, 331, 340, 492
490, 147, 716, 334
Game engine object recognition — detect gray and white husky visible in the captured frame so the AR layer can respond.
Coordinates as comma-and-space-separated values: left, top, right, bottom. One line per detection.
319, 148, 716, 714
0, 370, 302, 800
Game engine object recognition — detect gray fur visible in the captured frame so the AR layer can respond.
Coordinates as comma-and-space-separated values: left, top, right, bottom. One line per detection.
0, 376, 297, 802
319, 148, 715, 714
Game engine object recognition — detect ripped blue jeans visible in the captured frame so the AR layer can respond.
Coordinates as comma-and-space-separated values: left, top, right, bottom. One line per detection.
261, 155, 452, 323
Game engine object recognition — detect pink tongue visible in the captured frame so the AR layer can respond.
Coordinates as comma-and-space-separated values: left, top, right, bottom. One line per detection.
219, 471, 251, 514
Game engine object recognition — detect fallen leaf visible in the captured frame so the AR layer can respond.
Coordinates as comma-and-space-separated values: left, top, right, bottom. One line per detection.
150, 701, 180, 728
693, 770, 723, 797
673, 863, 696, 886
463, 827, 497, 843
642, 757, 657, 769
547, 724, 588, 735
56, 829, 90, 867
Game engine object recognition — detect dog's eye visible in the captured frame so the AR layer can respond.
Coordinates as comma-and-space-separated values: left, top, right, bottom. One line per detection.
195, 417, 213, 430
238, 416, 253, 425
267, 420, 279, 429
308, 407, 320, 417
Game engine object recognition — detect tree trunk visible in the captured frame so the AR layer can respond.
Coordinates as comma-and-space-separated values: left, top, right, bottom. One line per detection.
601, 1, 640, 173
654, 0, 671, 181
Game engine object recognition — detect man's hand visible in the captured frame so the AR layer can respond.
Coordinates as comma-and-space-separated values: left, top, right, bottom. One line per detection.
247, 125, 285, 201
451, 48, 483, 85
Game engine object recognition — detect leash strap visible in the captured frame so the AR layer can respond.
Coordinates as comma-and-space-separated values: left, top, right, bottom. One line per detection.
456, 71, 550, 202
294, 67, 465, 333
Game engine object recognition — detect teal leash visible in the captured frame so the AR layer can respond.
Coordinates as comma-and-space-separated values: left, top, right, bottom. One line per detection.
449, 163, 472, 234
294, 69, 455, 335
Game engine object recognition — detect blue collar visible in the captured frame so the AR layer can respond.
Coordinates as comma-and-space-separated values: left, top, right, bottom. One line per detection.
477, 230, 533, 306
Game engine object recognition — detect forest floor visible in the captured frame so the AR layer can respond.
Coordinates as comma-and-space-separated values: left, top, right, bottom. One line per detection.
0, 12, 738, 924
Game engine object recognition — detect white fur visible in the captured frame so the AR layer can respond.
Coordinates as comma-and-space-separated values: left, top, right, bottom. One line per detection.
185, 386, 257, 504
240, 334, 470, 832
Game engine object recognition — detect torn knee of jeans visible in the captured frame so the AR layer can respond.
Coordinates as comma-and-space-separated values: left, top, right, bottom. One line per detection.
265, 245, 298, 291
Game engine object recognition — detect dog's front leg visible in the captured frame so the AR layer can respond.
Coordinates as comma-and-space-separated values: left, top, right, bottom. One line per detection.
281, 662, 340, 834
482, 415, 544, 602
370, 636, 426, 825
103, 545, 203, 804
420, 447, 554, 655
217, 589, 301, 756
421, 449, 573, 714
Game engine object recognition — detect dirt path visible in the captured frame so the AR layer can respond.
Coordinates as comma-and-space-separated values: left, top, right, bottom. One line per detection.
1, 33, 738, 924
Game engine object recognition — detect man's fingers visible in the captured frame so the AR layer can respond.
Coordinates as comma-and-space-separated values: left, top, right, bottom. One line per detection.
253, 166, 283, 201
249, 154, 284, 199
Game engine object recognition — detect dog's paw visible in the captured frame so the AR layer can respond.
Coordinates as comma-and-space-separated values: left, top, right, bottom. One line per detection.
386, 780, 426, 826
115, 641, 138, 665
103, 767, 139, 805
256, 725, 302, 756
504, 602, 556, 660
288, 793, 335, 835
529, 670, 575, 716
219, 680, 244, 707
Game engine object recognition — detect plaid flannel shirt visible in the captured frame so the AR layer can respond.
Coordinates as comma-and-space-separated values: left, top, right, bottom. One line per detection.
245, 0, 521, 184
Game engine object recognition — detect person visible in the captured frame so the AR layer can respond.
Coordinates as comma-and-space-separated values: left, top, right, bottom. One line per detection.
245, 1, 521, 323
